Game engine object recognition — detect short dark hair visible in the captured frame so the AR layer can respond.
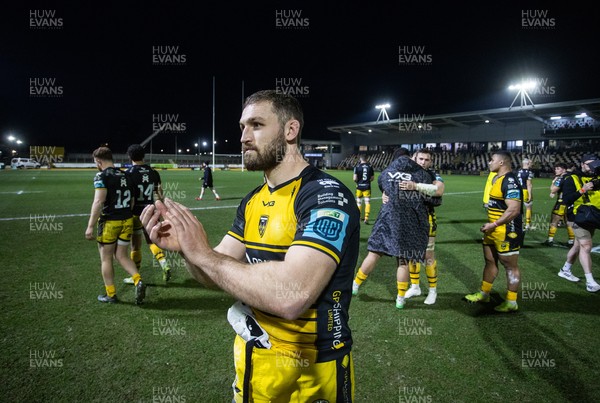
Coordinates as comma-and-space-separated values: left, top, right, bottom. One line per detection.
127, 144, 145, 161
359, 154, 368, 162
392, 147, 410, 160
92, 146, 113, 161
243, 90, 304, 144
493, 150, 512, 164
554, 162, 568, 169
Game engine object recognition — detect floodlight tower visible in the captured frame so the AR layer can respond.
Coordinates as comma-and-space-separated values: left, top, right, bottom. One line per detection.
508, 80, 537, 110
376, 103, 391, 122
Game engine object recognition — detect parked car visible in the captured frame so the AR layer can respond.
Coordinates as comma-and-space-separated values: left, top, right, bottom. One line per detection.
11, 158, 41, 169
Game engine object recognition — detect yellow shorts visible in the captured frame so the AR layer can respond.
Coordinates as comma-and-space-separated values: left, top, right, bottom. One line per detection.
483, 224, 523, 255
232, 335, 354, 402
552, 203, 566, 217
96, 218, 133, 245
355, 189, 371, 199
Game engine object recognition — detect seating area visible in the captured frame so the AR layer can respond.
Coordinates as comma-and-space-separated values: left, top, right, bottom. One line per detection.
338, 150, 596, 176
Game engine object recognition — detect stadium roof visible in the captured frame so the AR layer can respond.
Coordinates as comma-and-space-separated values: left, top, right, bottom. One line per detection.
326, 98, 600, 137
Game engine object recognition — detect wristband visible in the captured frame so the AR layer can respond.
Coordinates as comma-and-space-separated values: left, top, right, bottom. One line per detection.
493, 221, 499, 227
579, 188, 587, 194
415, 183, 438, 196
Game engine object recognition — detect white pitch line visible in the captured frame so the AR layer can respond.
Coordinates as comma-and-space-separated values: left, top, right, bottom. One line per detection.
0, 191, 45, 195
0, 204, 240, 221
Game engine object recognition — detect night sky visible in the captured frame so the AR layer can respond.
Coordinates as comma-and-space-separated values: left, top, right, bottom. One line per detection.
1, 2, 599, 156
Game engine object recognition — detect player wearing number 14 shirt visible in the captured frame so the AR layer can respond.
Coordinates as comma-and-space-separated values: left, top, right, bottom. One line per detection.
125, 144, 171, 281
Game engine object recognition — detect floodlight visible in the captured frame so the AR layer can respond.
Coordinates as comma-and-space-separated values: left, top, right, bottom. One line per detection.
508, 80, 537, 110
575, 113, 587, 118
550, 116, 561, 120
375, 103, 391, 122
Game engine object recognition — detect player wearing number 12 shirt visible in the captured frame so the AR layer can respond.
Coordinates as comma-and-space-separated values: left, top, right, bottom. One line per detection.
85, 146, 146, 305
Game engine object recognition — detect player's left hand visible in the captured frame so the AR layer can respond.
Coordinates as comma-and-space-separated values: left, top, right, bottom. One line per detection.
140, 201, 181, 251
84, 227, 94, 240
162, 199, 211, 257
399, 181, 416, 191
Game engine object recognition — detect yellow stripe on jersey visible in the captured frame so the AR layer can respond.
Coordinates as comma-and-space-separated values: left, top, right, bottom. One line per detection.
291, 241, 341, 264
255, 309, 318, 345
227, 230, 244, 242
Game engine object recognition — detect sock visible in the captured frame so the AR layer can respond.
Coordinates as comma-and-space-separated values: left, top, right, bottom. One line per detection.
130, 249, 142, 270
149, 243, 166, 266
365, 203, 371, 220
585, 273, 596, 284
409, 261, 421, 286
547, 226, 556, 241
506, 290, 518, 303
105, 284, 116, 298
397, 281, 409, 297
526, 209, 532, 225
132, 273, 141, 286
356, 202, 363, 217
425, 260, 437, 289
354, 269, 368, 285
481, 280, 493, 295
561, 262, 572, 272
567, 226, 574, 241
213, 189, 220, 199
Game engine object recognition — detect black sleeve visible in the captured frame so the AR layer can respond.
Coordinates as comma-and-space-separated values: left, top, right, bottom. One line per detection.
561, 175, 583, 207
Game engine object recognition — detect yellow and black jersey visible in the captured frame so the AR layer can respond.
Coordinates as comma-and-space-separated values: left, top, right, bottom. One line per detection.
126, 164, 162, 216
552, 173, 569, 205
227, 166, 360, 362
487, 172, 523, 233
353, 162, 374, 190
93, 167, 133, 220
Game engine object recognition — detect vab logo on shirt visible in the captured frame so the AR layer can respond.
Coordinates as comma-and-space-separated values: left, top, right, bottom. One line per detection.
262, 201, 275, 207
259, 215, 269, 237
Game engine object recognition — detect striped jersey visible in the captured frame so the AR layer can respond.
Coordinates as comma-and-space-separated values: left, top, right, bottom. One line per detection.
227, 166, 360, 362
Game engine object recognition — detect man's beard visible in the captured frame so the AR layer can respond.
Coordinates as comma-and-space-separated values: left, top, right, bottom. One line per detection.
243, 131, 288, 171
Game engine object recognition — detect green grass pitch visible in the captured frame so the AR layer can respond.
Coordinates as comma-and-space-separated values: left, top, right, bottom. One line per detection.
1, 168, 598, 402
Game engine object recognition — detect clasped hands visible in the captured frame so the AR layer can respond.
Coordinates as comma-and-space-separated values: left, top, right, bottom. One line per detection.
140, 198, 210, 256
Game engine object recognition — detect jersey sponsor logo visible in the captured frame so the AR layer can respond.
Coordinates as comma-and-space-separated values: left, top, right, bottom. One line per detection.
258, 215, 269, 238
506, 189, 521, 199
314, 215, 343, 241
303, 209, 349, 251
262, 200, 275, 207
507, 232, 518, 239
317, 179, 340, 188
387, 172, 413, 181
